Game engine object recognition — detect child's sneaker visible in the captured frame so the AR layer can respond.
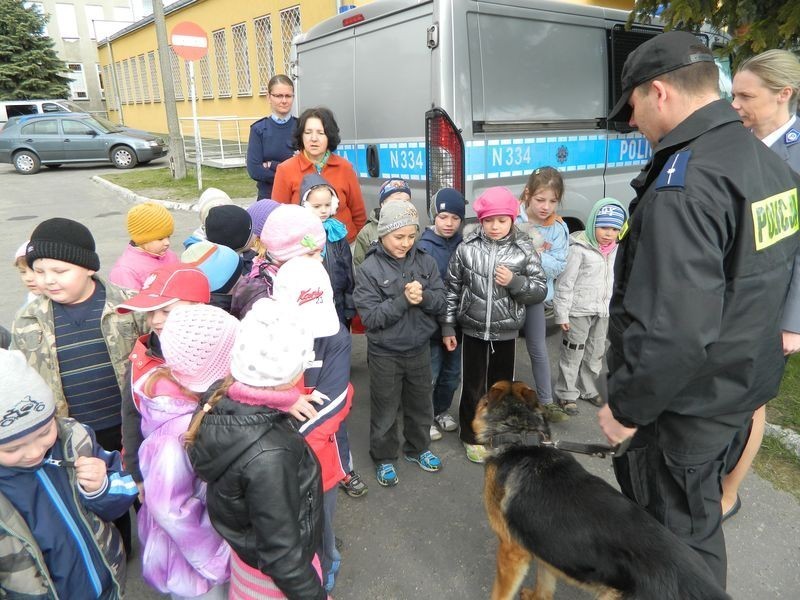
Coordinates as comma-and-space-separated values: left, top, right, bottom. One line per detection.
339, 470, 368, 497
463, 442, 488, 464
430, 424, 443, 441
581, 394, 605, 407
405, 450, 442, 472
434, 413, 458, 432
376, 463, 398, 487
543, 402, 570, 422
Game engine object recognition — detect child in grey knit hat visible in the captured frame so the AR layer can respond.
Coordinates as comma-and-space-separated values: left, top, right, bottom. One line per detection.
353, 200, 447, 487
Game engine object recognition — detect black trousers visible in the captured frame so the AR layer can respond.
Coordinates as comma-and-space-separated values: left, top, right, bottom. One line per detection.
95, 424, 133, 558
612, 419, 750, 588
458, 335, 516, 445
368, 347, 433, 462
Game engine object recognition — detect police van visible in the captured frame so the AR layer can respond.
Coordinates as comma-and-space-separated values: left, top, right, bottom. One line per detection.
292, 0, 731, 228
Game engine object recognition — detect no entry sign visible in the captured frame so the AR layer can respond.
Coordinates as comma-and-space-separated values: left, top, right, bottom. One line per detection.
170, 21, 208, 61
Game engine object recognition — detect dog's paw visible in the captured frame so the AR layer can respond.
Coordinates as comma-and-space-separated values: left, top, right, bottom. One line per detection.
519, 588, 536, 600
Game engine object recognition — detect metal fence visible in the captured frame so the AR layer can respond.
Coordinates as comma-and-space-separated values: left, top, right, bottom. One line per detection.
179, 116, 259, 168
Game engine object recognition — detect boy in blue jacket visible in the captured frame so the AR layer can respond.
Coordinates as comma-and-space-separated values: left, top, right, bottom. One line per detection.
417, 188, 466, 441
0, 349, 138, 599
354, 200, 447, 487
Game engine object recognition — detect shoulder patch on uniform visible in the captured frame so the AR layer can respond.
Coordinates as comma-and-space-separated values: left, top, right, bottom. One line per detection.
785, 128, 800, 146
751, 189, 799, 251
655, 150, 692, 190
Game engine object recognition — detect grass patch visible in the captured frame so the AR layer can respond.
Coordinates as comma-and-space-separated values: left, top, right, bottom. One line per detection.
767, 354, 800, 430
753, 436, 800, 503
102, 167, 255, 202
755, 355, 800, 502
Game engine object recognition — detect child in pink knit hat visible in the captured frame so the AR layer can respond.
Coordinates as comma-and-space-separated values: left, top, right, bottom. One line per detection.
185, 298, 327, 600
136, 303, 237, 599
441, 186, 548, 464
229, 204, 326, 319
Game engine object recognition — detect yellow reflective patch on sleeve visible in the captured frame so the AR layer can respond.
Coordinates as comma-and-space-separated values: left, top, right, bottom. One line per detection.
751, 189, 799, 251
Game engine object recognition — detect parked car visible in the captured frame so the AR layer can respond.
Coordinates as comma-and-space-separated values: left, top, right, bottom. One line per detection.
0, 98, 85, 129
0, 113, 167, 174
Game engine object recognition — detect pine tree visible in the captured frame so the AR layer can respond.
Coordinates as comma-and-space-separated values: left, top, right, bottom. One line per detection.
630, 0, 800, 65
0, 0, 71, 99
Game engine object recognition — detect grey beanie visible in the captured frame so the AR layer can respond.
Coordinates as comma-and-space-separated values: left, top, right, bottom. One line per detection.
0, 349, 56, 444
377, 200, 419, 237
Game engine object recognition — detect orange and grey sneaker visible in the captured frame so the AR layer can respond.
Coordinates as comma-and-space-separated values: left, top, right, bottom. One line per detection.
340, 470, 369, 497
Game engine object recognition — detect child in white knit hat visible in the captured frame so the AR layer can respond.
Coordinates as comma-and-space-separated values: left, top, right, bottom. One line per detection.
136, 304, 237, 599
0, 348, 138, 598
186, 298, 326, 600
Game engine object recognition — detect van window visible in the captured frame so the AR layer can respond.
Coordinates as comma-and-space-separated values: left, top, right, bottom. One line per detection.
6, 104, 39, 118
42, 102, 63, 113
21, 120, 59, 135
468, 13, 607, 125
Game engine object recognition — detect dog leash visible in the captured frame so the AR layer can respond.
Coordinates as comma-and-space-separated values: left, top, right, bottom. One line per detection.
487, 433, 631, 459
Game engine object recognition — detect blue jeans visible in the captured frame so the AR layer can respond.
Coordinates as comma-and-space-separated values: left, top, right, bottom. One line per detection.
430, 339, 462, 417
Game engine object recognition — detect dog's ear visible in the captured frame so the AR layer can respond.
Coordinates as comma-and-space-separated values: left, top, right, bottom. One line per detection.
488, 380, 513, 404
512, 381, 541, 409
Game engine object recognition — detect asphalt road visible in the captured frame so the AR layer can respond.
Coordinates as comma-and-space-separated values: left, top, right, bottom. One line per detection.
0, 163, 798, 599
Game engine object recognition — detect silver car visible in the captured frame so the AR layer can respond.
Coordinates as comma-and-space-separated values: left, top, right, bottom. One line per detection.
0, 113, 167, 174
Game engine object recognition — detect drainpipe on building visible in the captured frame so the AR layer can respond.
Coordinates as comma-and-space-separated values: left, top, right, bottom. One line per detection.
106, 41, 124, 125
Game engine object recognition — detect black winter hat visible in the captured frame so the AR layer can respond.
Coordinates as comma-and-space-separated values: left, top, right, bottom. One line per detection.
205, 205, 254, 253
26, 217, 100, 271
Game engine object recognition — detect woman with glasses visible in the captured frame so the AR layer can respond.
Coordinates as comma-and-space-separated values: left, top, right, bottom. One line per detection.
246, 75, 298, 200
272, 107, 367, 243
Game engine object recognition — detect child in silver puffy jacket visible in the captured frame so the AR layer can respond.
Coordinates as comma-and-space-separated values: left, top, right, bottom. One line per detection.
441, 187, 547, 464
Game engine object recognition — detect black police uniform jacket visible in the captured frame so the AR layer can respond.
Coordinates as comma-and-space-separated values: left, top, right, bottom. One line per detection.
188, 394, 325, 600
607, 100, 800, 448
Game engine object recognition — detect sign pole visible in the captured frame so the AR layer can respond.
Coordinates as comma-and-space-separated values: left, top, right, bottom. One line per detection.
189, 61, 202, 191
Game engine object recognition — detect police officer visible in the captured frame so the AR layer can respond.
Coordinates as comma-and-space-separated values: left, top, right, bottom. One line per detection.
598, 31, 800, 588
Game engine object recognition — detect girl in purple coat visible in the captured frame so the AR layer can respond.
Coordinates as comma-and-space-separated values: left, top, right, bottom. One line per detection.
137, 304, 239, 600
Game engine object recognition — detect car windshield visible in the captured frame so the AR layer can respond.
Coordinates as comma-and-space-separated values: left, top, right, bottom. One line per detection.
78, 116, 116, 134
60, 100, 87, 113
90, 115, 125, 133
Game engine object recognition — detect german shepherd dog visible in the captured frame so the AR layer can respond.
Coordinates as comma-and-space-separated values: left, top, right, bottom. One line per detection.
473, 381, 730, 600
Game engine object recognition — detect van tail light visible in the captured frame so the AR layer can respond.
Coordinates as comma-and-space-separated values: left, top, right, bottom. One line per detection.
425, 108, 465, 212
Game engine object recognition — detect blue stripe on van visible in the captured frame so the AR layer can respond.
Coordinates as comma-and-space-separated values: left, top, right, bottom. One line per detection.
335, 133, 651, 181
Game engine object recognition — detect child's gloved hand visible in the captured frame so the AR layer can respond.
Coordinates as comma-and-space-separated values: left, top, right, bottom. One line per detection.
75, 456, 107, 494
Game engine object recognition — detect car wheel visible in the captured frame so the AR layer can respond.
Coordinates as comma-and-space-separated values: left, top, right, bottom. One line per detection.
13, 150, 41, 174
111, 145, 138, 169
45, 164, 62, 168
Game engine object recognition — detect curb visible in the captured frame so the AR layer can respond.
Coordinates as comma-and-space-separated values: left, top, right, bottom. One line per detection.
765, 422, 800, 459
92, 175, 201, 212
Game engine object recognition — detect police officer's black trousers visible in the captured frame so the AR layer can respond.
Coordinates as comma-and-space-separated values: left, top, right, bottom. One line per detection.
612, 420, 750, 589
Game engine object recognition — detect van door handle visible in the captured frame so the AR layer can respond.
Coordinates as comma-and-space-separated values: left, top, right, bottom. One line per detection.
366, 144, 379, 178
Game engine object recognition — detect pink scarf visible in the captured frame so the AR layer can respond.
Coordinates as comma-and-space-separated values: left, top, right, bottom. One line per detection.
228, 381, 303, 412
599, 241, 617, 256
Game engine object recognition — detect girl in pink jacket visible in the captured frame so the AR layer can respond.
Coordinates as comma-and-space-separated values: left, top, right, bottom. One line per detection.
137, 304, 238, 600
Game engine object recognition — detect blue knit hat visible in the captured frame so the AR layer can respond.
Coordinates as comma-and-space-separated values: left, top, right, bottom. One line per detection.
595, 204, 626, 229
378, 179, 411, 204
430, 188, 466, 221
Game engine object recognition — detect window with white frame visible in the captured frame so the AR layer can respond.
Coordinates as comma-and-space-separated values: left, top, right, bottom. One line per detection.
55, 3, 79, 39
66, 63, 88, 99
231, 22, 252, 97
148, 51, 161, 102
212, 29, 231, 98
96, 64, 105, 99
169, 46, 184, 100
130, 56, 142, 103
24, 2, 48, 36
103, 65, 116, 107
198, 54, 213, 99
279, 6, 301, 75
138, 54, 150, 102
121, 59, 132, 105
85, 5, 103, 40
253, 15, 275, 96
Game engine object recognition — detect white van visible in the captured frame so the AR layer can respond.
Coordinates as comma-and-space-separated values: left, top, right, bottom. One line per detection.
293, 0, 731, 228
0, 99, 85, 129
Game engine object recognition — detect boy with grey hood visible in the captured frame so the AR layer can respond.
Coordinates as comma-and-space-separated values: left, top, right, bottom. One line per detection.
553, 198, 628, 410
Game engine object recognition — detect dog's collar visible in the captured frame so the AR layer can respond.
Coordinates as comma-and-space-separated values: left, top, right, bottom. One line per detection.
488, 432, 546, 448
